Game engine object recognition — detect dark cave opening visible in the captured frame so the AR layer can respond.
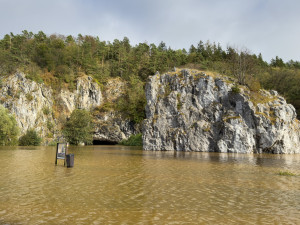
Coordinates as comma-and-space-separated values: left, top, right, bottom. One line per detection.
92, 140, 118, 145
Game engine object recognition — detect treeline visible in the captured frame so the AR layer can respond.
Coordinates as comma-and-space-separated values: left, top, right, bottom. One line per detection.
1, 31, 300, 117
0, 30, 186, 84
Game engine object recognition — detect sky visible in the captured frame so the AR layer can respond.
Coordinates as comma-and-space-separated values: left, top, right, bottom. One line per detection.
0, 0, 299, 62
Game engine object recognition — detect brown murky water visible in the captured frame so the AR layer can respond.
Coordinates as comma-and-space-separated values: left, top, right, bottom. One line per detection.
0, 146, 299, 224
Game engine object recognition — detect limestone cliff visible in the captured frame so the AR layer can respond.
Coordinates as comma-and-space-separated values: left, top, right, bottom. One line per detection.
0, 73, 102, 142
143, 69, 300, 153
93, 111, 140, 143
58, 75, 102, 115
0, 73, 55, 138
0, 73, 140, 144
93, 78, 141, 143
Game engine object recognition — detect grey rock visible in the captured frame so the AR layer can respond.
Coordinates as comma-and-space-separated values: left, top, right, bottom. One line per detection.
93, 111, 141, 143
93, 78, 141, 143
0, 73, 102, 143
58, 76, 102, 114
143, 69, 300, 154
0, 73, 55, 138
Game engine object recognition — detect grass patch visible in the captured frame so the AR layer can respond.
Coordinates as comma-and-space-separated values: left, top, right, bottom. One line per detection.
249, 91, 277, 106
277, 171, 298, 176
43, 106, 51, 115
26, 93, 34, 101
223, 115, 241, 122
255, 111, 277, 125
164, 83, 172, 97
119, 133, 143, 146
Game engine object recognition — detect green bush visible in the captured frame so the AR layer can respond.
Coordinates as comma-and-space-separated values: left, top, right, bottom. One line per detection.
62, 109, 93, 145
0, 105, 19, 145
115, 76, 146, 123
19, 129, 42, 146
46, 120, 54, 131
96, 102, 114, 112
119, 133, 143, 146
277, 171, 297, 176
26, 93, 34, 101
231, 84, 241, 94
43, 107, 51, 115
47, 141, 58, 146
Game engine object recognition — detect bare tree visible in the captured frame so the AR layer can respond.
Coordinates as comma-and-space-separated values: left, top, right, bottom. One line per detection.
228, 47, 255, 85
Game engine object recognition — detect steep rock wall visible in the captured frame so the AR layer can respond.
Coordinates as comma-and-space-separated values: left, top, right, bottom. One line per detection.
93, 78, 141, 143
0, 73, 54, 137
94, 111, 140, 143
143, 69, 300, 153
58, 76, 102, 115
0, 73, 140, 144
0, 73, 102, 140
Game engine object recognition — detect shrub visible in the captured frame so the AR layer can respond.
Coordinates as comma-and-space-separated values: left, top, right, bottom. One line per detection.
26, 93, 34, 101
62, 109, 93, 145
231, 84, 241, 94
115, 76, 146, 123
46, 120, 54, 131
48, 141, 58, 146
119, 133, 143, 146
96, 102, 114, 113
247, 77, 261, 92
0, 105, 19, 145
19, 129, 42, 146
277, 171, 297, 176
43, 107, 51, 115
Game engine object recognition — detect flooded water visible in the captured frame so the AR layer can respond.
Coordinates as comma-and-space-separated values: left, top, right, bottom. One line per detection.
0, 146, 299, 224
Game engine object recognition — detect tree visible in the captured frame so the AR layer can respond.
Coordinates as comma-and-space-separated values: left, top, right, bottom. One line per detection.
19, 129, 42, 146
271, 56, 285, 68
62, 109, 93, 145
228, 47, 255, 85
0, 105, 19, 145
116, 75, 146, 123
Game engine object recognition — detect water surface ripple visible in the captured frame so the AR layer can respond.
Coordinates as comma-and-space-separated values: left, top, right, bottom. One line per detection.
0, 146, 299, 224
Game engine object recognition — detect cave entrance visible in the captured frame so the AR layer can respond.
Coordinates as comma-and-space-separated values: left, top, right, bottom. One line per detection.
92, 140, 118, 145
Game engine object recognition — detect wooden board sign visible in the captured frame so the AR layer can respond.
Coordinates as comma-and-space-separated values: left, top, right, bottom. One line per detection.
55, 143, 67, 165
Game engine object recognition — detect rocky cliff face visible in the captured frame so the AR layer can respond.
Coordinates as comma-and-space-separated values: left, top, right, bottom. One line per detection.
93, 111, 140, 143
0, 73, 102, 141
93, 78, 141, 143
58, 76, 102, 115
143, 69, 300, 153
0, 73, 140, 144
0, 73, 55, 138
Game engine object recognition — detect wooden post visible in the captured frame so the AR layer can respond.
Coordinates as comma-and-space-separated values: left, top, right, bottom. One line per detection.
55, 143, 58, 165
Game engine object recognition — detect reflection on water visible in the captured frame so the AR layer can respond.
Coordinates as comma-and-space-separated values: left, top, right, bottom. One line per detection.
0, 146, 299, 224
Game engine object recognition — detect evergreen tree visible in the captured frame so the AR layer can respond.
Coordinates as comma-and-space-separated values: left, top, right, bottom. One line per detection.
271, 56, 285, 67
